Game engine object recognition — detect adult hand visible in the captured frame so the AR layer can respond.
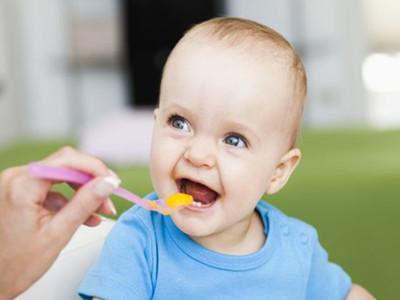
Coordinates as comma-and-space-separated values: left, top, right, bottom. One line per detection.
0, 147, 120, 299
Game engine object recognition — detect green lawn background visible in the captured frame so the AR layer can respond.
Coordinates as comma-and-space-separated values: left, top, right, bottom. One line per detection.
0, 129, 398, 299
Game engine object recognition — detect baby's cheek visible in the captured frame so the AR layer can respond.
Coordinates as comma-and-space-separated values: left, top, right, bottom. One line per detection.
233, 166, 269, 202
150, 151, 168, 189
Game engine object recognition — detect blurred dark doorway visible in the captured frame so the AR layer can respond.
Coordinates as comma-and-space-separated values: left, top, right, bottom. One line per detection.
121, 0, 224, 108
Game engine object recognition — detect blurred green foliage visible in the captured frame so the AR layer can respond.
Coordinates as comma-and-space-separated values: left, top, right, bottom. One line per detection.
0, 130, 399, 299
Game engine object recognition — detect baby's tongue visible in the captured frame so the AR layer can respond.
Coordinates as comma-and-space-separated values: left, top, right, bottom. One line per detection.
183, 179, 217, 204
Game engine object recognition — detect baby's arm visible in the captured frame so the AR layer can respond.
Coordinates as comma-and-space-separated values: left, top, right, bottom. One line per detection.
346, 284, 376, 300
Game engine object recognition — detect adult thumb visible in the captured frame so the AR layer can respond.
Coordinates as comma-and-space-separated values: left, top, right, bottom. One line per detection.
50, 176, 120, 243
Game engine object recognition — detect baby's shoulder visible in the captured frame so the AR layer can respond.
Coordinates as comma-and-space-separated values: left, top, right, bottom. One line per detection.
265, 202, 320, 273
259, 200, 317, 239
259, 201, 319, 260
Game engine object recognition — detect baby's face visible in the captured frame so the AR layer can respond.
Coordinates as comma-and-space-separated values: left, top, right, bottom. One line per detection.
150, 41, 293, 239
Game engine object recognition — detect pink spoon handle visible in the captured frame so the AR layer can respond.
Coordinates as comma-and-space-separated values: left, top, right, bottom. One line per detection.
113, 187, 149, 208
28, 163, 92, 183
28, 163, 150, 208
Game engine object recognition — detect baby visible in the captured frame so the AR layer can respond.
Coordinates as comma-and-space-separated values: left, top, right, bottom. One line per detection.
79, 17, 373, 299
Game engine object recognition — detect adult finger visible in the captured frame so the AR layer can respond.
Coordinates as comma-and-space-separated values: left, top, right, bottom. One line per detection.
43, 192, 114, 226
1, 166, 51, 207
82, 198, 118, 226
48, 176, 119, 244
83, 215, 103, 227
43, 191, 68, 212
66, 182, 117, 216
41, 146, 110, 177
96, 198, 117, 215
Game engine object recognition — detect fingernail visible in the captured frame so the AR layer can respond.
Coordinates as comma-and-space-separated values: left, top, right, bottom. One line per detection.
108, 169, 121, 184
95, 176, 120, 198
107, 198, 117, 215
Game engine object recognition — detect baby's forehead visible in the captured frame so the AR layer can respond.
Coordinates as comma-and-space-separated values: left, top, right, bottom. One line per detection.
166, 39, 297, 106
168, 41, 295, 96
163, 39, 296, 108
162, 55, 293, 124
182, 21, 296, 63
174, 34, 292, 67
168, 39, 294, 81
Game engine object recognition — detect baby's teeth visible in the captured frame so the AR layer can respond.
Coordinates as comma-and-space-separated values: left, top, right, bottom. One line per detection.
193, 201, 203, 208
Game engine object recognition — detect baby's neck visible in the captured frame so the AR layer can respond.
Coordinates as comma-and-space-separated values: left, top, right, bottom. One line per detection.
191, 211, 266, 255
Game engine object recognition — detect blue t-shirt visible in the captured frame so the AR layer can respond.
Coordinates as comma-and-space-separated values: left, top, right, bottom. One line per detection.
79, 193, 351, 300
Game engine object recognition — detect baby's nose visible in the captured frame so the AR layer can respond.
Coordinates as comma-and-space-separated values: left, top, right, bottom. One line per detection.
183, 136, 216, 168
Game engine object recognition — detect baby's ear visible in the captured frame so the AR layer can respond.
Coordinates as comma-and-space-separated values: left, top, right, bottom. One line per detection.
266, 148, 301, 195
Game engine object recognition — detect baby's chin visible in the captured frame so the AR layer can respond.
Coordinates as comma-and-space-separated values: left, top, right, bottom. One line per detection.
170, 212, 218, 238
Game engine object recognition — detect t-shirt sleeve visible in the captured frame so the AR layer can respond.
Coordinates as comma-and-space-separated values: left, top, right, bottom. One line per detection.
305, 231, 352, 300
78, 208, 155, 300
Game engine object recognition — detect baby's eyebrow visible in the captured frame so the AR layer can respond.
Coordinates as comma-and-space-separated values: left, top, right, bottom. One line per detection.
161, 103, 193, 117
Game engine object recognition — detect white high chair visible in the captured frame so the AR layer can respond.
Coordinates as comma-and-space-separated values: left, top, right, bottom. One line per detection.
16, 218, 115, 300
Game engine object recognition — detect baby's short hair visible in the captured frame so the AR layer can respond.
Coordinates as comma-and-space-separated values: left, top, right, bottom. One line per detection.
166, 17, 307, 149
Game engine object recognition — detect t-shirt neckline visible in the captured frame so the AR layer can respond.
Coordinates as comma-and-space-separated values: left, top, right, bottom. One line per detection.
164, 201, 279, 271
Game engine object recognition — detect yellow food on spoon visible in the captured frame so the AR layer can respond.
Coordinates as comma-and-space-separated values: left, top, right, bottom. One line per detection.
166, 193, 193, 207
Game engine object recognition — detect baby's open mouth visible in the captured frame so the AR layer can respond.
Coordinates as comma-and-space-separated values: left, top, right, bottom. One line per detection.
177, 178, 219, 208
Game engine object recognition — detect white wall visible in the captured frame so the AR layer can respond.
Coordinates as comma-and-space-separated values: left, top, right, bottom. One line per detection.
0, 0, 126, 146
302, 0, 367, 127
74, 69, 126, 129
365, 0, 400, 49
363, 0, 400, 128
226, 0, 294, 40
0, 0, 18, 147
15, 0, 71, 138
67, 0, 126, 130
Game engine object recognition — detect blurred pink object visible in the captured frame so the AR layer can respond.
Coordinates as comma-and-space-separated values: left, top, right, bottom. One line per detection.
79, 110, 153, 165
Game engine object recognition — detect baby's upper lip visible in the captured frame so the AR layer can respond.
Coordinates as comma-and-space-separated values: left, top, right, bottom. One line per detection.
176, 176, 220, 195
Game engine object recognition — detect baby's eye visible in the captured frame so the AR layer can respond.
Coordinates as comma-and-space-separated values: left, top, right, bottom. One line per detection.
168, 114, 190, 132
224, 134, 248, 148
